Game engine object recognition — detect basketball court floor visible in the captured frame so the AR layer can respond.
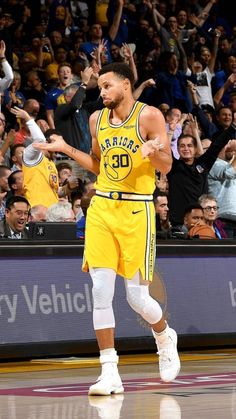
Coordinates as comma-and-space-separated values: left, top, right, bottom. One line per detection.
0, 350, 235, 418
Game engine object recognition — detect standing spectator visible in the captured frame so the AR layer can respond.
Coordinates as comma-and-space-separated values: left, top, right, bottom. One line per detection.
23, 34, 54, 71
54, 66, 98, 153
22, 71, 47, 120
208, 139, 236, 237
0, 164, 11, 221
45, 63, 74, 128
12, 99, 40, 145
10, 106, 59, 208
7, 170, 24, 197
167, 124, 236, 227
0, 40, 14, 110
79, 3, 124, 64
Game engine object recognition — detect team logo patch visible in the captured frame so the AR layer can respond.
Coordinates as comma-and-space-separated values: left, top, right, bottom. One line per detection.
103, 147, 132, 181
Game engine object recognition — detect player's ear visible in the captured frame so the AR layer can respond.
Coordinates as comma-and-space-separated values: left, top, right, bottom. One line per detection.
123, 78, 130, 90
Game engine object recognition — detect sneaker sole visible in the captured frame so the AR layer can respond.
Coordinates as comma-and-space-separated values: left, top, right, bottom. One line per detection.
161, 363, 181, 383
88, 385, 124, 396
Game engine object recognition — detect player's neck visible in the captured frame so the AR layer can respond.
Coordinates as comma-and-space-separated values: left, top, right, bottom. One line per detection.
110, 98, 135, 124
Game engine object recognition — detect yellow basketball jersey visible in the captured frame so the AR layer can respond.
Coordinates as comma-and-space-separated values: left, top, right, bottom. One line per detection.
23, 156, 59, 208
95, 101, 156, 194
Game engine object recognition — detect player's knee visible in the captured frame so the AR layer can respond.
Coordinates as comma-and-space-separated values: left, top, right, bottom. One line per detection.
126, 286, 162, 324
126, 286, 147, 314
90, 268, 115, 310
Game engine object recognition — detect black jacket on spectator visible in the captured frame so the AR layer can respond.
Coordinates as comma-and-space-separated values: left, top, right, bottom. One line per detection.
54, 86, 102, 154
167, 125, 236, 226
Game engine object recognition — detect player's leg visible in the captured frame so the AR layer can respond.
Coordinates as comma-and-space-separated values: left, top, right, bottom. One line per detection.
88, 267, 124, 396
125, 272, 180, 382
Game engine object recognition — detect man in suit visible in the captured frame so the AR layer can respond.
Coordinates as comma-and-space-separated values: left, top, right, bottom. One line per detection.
0, 195, 30, 239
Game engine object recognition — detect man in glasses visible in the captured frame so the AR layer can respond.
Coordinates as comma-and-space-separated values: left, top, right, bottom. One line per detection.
199, 194, 227, 239
0, 195, 30, 239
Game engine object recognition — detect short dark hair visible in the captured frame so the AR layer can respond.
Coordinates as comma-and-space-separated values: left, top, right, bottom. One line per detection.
0, 165, 10, 177
56, 162, 72, 173
6, 196, 30, 210
8, 170, 22, 190
177, 134, 198, 148
184, 203, 203, 217
99, 62, 135, 87
10, 144, 25, 160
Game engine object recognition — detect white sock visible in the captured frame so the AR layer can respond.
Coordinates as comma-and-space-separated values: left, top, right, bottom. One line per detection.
153, 324, 170, 345
100, 348, 119, 375
100, 348, 117, 357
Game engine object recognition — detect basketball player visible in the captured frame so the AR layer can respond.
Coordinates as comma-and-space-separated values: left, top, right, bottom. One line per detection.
34, 62, 180, 395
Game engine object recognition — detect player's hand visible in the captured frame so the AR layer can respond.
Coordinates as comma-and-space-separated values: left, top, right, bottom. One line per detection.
33, 134, 66, 153
141, 137, 164, 158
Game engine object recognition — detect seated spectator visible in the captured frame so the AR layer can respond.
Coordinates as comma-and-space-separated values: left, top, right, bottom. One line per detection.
0, 195, 30, 239
199, 193, 227, 238
76, 190, 94, 240
29, 205, 48, 222
183, 203, 216, 239
154, 191, 171, 238
46, 201, 75, 222
71, 191, 83, 221
57, 161, 84, 200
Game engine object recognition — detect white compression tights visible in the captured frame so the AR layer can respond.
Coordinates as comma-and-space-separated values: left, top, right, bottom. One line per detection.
125, 272, 163, 325
90, 268, 163, 330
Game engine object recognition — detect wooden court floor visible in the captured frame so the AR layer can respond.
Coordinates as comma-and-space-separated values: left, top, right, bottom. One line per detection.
0, 349, 235, 418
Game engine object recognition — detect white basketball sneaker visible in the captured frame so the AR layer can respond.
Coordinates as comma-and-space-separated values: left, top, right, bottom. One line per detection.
153, 326, 181, 382
89, 354, 124, 396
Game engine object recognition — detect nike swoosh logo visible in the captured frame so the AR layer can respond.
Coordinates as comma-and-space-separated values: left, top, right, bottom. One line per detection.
100, 127, 108, 131
132, 210, 143, 214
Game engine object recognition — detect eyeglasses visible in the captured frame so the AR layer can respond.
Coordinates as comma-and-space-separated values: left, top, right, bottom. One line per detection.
0, 118, 6, 125
202, 206, 219, 212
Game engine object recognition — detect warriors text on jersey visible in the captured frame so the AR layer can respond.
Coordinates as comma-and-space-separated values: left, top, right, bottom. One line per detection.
95, 101, 156, 194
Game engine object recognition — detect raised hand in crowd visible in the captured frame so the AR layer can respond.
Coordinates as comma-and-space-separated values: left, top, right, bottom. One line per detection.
10, 106, 31, 122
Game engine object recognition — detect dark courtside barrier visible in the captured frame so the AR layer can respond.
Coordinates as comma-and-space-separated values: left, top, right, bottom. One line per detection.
0, 240, 235, 359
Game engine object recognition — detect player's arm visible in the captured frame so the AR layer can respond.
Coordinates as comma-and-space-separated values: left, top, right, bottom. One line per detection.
140, 106, 172, 174
33, 111, 101, 175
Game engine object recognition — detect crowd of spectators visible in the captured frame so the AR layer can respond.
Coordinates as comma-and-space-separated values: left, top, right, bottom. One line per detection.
0, 0, 236, 240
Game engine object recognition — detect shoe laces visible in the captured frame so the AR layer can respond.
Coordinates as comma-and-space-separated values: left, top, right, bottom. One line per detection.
157, 338, 175, 365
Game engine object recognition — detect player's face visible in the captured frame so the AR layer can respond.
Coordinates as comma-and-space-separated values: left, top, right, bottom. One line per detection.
98, 72, 126, 109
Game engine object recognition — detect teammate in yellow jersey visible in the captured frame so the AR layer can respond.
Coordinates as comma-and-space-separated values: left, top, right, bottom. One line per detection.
34, 62, 180, 395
